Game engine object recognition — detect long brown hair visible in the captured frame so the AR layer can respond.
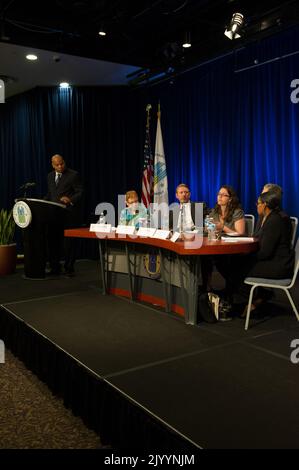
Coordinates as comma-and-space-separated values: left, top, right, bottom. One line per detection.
214, 185, 242, 223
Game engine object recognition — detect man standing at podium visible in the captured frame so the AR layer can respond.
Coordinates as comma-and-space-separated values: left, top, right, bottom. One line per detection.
45, 154, 83, 276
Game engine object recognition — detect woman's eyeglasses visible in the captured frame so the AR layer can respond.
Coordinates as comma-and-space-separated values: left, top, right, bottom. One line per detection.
217, 193, 229, 197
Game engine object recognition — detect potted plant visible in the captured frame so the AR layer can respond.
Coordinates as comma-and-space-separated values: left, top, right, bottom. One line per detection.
0, 209, 16, 275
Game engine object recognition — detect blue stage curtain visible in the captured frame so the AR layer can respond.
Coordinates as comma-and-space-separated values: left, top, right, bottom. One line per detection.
148, 25, 299, 217
0, 86, 146, 220
1, 25, 299, 222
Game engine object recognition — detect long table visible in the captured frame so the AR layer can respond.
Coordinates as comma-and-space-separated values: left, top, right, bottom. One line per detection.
65, 228, 258, 325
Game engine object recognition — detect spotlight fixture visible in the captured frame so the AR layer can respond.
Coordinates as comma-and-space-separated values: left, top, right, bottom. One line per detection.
182, 32, 191, 48
26, 54, 38, 61
98, 24, 106, 36
224, 13, 244, 40
59, 82, 70, 89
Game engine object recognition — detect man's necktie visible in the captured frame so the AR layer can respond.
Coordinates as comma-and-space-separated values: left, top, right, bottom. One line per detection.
55, 173, 61, 186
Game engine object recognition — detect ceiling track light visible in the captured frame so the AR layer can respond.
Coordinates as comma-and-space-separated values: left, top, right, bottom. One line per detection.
59, 82, 70, 89
224, 12, 244, 40
182, 32, 191, 48
98, 24, 106, 36
26, 54, 38, 61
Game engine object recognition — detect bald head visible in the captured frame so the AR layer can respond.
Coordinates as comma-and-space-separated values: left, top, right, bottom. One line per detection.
51, 154, 66, 174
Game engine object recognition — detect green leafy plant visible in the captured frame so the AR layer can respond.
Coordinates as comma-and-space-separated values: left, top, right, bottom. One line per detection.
0, 209, 15, 245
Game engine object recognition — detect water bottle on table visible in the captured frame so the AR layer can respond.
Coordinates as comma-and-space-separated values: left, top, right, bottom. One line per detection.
98, 211, 106, 224
137, 217, 146, 229
207, 218, 217, 241
204, 215, 211, 234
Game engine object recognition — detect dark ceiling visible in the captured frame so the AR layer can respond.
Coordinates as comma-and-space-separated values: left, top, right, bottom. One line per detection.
1, 0, 299, 85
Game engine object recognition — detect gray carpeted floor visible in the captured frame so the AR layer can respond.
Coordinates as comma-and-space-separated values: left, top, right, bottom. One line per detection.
0, 349, 104, 449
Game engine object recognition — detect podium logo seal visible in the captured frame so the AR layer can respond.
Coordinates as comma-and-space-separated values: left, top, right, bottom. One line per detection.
13, 201, 32, 228
143, 253, 161, 279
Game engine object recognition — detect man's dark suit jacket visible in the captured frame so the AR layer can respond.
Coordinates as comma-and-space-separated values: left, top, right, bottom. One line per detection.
169, 201, 208, 231
45, 167, 83, 225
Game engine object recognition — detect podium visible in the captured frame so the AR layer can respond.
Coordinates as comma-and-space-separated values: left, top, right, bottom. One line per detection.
14, 198, 66, 279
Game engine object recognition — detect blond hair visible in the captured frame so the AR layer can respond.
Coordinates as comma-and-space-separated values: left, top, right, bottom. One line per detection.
125, 190, 138, 202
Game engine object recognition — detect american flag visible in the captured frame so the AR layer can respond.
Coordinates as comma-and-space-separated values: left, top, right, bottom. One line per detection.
141, 105, 153, 208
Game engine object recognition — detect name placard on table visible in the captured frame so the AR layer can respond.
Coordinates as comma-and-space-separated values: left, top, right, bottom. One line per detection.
90, 224, 112, 233
137, 227, 157, 237
116, 225, 136, 235
153, 229, 171, 240
222, 236, 255, 242
170, 232, 180, 243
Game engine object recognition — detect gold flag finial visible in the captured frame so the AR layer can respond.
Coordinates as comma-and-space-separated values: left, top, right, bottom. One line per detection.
146, 104, 152, 128
157, 101, 161, 118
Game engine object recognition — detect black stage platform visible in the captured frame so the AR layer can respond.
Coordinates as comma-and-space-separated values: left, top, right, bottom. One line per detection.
1, 260, 299, 449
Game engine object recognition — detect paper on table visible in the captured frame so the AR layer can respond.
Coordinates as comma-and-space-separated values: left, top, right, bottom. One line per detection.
224, 232, 242, 236
222, 236, 255, 242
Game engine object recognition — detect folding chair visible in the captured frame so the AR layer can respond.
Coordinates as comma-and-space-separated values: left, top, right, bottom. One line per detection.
244, 214, 255, 237
243, 238, 299, 330
290, 216, 298, 248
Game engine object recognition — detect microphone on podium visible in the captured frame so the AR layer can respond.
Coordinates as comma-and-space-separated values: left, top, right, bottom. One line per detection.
19, 182, 36, 197
20, 182, 36, 190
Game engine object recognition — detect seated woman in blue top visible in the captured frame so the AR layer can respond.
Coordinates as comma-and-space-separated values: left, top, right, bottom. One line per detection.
119, 190, 148, 228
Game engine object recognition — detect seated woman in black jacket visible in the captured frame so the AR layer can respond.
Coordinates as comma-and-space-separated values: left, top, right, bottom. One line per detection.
247, 191, 293, 278
230, 190, 294, 313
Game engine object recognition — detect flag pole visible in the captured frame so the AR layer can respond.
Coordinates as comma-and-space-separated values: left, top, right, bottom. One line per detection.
146, 103, 152, 129
141, 104, 154, 209
153, 101, 169, 214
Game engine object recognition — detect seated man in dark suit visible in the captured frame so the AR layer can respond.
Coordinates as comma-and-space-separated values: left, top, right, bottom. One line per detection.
45, 154, 84, 276
169, 183, 207, 232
